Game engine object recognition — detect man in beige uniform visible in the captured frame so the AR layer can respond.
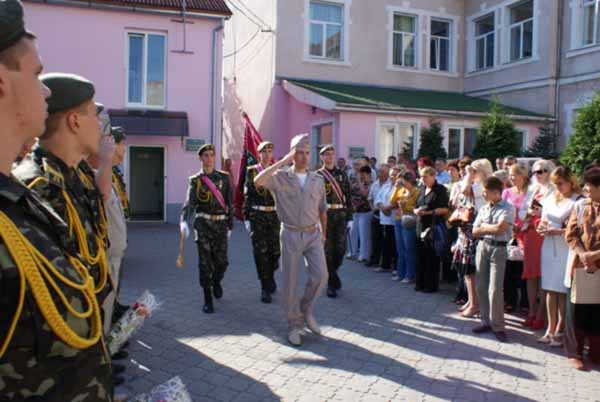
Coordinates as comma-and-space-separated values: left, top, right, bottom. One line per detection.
255, 134, 328, 346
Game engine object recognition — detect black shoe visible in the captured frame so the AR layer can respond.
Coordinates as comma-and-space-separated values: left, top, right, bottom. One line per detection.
494, 331, 508, 343
261, 289, 272, 304
213, 281, 223, 299
472, 325, 492, 334
269, 278, 277, 294
203, 304, 214, 314
203, 287, 214, 314
331, 273, 342, 290
113, 363, 126, 374
112, 375, 125, 387
327, 287, 337, 298
112, 350, 128, 360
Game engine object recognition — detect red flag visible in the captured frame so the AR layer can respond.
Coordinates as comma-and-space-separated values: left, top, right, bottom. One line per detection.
234, 113, 263, 220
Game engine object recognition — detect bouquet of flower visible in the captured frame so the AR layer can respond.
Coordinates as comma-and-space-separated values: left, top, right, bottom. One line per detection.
107, 290, 160, 355
133, 376, 193, 402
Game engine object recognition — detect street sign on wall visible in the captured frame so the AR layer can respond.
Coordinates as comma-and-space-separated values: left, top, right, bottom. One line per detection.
184, 138, 206, 153
348, 146, 366, 159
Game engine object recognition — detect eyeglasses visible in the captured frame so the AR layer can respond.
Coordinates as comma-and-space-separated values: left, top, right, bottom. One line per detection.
533, 169, 548, 175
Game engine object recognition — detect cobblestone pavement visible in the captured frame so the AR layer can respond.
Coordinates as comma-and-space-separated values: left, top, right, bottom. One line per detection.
117, 223, 600, 402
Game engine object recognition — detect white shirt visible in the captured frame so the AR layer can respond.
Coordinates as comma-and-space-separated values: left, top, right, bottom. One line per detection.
375, 182, 395, 225
369, 179, 390, 204
296, 173, 308, 188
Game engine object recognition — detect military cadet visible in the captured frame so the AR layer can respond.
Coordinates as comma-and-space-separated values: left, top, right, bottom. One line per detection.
180, 144, 233, 314
244, 141, 281, 304
0, 1, 114, 400
111, 127, 130, 220
254, 134, 328, 347
317, 145, 354, 298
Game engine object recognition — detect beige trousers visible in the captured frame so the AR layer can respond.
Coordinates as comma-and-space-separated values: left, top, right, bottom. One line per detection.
280, 227, 328, 331
103, 253, 124, 335
475, 242, 507, 332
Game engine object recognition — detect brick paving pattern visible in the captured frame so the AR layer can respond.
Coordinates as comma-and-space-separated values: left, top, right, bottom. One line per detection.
116, 223, 600, 402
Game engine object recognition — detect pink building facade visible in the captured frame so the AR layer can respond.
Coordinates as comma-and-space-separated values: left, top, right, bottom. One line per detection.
222, 0, 575, 177
24, 0, 231, 223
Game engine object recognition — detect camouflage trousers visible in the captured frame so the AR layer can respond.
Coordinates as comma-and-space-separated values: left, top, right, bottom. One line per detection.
325, 210, 347, 289
249, 211, 281, 283
194, 218, 228, 289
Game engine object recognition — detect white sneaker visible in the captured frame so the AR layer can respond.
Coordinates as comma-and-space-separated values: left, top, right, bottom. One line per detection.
288, 328, 303, 346
400, 278, 414, 284
391, 275, 401, 281
305, 315, 322, 336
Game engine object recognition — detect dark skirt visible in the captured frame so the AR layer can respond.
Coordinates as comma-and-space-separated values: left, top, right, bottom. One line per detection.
574, 303, 600, 335
416, 237, 440, 292
451, 225, 476, 276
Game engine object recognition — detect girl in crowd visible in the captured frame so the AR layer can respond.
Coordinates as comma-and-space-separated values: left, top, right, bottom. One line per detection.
415, 166, 449, 293
452, 159, 493, 316
538, 166, 580, 346
521, 160, 555, 329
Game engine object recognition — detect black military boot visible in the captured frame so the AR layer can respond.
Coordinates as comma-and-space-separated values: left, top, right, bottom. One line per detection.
213, 279, 223, 299
260, 279, 272, 304
331, 272, 342, 290
269, 276, 277, 294
327, 286, 337, 298
203, 287, 214, 314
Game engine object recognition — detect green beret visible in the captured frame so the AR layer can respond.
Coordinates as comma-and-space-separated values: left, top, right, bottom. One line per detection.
197, 143, 214, 156
319, 145, 335, 155
41, 73, 96, 115
257, 141, 273, 152
111, 126, 126, 143
0, 0, 33, 53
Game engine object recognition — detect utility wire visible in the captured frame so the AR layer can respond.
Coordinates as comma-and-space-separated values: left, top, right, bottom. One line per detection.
231, 0, 271, 29
225, 0, 264, 29
224, 26, 261, 58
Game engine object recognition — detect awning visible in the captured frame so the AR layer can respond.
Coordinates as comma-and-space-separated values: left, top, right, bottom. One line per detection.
108, 109, 189, 137
282, 79, 552, 121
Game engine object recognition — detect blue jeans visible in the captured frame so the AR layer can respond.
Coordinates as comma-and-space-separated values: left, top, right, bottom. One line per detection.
394, 220, 416, 280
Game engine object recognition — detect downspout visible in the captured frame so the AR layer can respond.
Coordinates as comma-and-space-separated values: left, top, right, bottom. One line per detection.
553, 0, 564, 151
211, 20, 224, 164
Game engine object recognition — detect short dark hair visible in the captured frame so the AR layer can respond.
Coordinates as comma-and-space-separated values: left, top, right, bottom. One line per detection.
370, 157, 377, 162
388, 155, 397, 161
504, 155, 517, 162
583, 167, 600, 187
458, 156, 472, 169
0, 33, 35, 71
447, 160, 459, 171
402, 171, 416, 185
483, 176, 504, 193
417, 157, 434, 167
359, 165, 372, 175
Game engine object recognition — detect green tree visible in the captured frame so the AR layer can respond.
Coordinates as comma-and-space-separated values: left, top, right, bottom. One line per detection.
561, 92, 600, 176
473, 101, 521, 161
417, 120, 447, 160
400, 133, 414, 161
525, 124, 558, 159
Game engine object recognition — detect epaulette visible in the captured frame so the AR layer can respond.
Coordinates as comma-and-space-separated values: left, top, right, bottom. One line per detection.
217, 169, 230, 176
12, 154, 65, 189
42, 158, 66, 188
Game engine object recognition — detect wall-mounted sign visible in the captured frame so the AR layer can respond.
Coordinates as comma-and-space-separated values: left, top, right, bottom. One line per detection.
184, 138, 206, 153
348, 146, 366, 159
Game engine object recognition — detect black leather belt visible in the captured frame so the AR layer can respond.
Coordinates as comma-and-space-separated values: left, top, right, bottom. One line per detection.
483, 239, 508, 247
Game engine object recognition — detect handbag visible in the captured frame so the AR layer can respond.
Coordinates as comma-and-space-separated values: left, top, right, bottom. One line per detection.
571, 267, 600, 304
448, 206, 473, 225
401, 214, 417, 229
507, 239, 524, 262
431, 217, 448, 257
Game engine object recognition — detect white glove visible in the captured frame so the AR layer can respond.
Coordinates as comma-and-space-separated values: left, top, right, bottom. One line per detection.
347, 221, 353, 231
228, 230, 232, 239
244, 221, 251, 233
179, 221, 190, 239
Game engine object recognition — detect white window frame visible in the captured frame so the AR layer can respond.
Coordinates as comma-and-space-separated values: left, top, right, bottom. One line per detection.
375, 117, 420, 162
303, 0, 351, 66
310, 118, 336, 167
515, 128, 529, 152
474, 13, 496, 71
429, 18, 452, 72
581, 0, 600, 47
507, 0, 534, 62
391, 12, 418, 68
126, 31, 168, 109
445, 125, 479, 159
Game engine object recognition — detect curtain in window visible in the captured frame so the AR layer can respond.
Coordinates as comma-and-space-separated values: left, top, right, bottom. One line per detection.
310, 2, 342, 23
128, 35, 143, 104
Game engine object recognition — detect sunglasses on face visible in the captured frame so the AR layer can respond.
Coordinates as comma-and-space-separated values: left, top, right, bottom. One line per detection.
534, 169, 548, 175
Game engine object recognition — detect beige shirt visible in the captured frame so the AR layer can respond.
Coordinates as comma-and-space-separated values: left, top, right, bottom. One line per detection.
265, 166, 327, 227
106, 184, 127, 257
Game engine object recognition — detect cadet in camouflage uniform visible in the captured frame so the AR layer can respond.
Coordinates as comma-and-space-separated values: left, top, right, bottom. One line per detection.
0, 1, 114, 400
13, 75, 114, 313
180, 144, 233, 314
243, 141, 280, 304
111, 127, 130, 220
317, 145, 354, 298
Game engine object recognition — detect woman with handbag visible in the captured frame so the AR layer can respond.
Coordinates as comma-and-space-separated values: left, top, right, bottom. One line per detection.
415, 167, 449, 293
450, 159, 493, 317
564, 166, 600, 370
521, 160, 555, 330
391, 171, 419, 283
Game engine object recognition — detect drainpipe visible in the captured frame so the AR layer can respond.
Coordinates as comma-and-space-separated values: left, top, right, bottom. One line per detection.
553, 0, 564, 151
211, 20, 224, 165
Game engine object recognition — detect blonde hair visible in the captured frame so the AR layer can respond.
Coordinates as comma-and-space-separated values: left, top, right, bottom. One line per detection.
550, 166, 580, 200
419, 166, 436, 177
533, 159, 556, 174
471, 159, 494, 178
509, 163, 530, 192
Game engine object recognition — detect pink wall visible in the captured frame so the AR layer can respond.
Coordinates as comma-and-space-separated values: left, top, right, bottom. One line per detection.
24, 2, 224, 207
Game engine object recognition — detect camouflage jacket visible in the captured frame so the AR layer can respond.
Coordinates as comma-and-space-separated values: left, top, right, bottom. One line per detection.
12, 147, 111, 300
112, 166, 130, 219
0, 173, 113, 401
316, 166, 354, 221
180, 169, 233, 229
243, 164, 276, 220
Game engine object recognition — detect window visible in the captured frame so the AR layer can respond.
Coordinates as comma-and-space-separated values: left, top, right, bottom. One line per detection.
311, 122, 334, 167
430, 19, 451, 71
377, 121, 417, 162
447, 128, 478, 159
392, 14, 417, 67
582, 0, 599, 46
475, 14, 495, 70
127, 32, 166, 107
309, 1, 343, 60
515, 129, 528, 152
509, 1, 534, 61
